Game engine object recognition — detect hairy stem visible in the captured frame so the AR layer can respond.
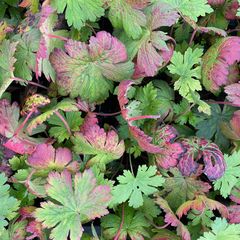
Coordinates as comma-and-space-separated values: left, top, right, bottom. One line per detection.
54, 111, 72, 136
206, 100, 239, 107
94, 111, 121, 117
128, 115, 161, 122
46, 33, 68, 41
189, 28, 197, 45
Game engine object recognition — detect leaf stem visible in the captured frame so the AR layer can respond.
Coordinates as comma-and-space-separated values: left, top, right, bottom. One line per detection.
54, 111, 72, 136
14, 110, 35, 136
189, 28, 197, 45
12, 77, 48, 90
114, 204, 125, 240
46, 34, 69, 41
128, 115, 161, 122
206, 100, 239, 107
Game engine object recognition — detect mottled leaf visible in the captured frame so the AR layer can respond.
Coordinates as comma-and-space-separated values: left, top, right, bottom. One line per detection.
50, 31, 134, 103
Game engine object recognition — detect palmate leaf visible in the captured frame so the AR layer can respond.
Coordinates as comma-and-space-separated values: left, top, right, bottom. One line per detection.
35, 170, 111, 240
160, 168, 211, 211
160, 0, 213, 22
101, 206, 150, 240
72, 113, 125, 169
0, 40, 18, 98
214, 151, 240, 198
48, 111, 83, 143
202, 36, 240, 93
121, 2, 179, 78
111, 165, 165, 208
51, 0, 104, 30
0, 173, 20, 236
197, 218, 240, 240
108, 0, 150, 39
50, 31, 134, 103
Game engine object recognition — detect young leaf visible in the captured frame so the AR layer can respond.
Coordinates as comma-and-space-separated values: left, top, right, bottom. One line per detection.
101, 206, 150, 240
50, 31, 134, 103
72, 113, 125, 169
197, 218, 240, 240
214, 151, 240, 198
35, 170, 111, 240
48, 111, 83, 143
0, 40, 18, 98
112, 165, 165, 208
0, 173, 20, 235
202, 37, 240, 93
108, 0, 150, 39
51, 0, 105, 30
168, 47, 203, 100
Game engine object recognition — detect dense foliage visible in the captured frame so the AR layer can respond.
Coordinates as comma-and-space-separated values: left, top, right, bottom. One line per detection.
1, 0, 240, 239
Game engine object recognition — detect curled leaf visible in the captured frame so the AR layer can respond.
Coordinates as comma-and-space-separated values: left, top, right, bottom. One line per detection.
176, 195, 228, 219
178, 138, 226, 181
202, 37, 240, 93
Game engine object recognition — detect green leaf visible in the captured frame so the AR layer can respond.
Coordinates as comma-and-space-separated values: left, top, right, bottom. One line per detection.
135, 82, 162, 116
196, 104, 235, 150
51, 0, 105, 30
0, 173, 20, 235
35, 170, 111, 240
48, 111, 83, 143
13, 29, 40, 81
0, 40, 18, 98
108, 0, 148, 39
112, 165, 165, 208
27, 99, 78, 134
101, 206, 150, 240
214, 151, 240, 198
160, 0, 213, 22
168, 47, 203, 99
197, 218, 240, 240
188, 209, 214, 227
159, 168, 211, 211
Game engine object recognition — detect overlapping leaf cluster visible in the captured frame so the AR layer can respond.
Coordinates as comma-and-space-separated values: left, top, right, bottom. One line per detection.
1, 0, 240, 239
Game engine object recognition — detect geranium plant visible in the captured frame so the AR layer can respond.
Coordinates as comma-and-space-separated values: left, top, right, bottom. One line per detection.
1, 0, 240, 239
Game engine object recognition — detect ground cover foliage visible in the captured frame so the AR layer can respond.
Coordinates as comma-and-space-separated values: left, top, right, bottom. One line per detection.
1, 0, 240, 239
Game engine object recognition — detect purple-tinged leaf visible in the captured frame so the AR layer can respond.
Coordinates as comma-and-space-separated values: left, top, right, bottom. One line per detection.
154, 125, 184, 169
178, 138, 226, 181
121, 3, 178, 78
225, 83, 240, 107
202, 37, 240, 93
207, 0, 225, 5
50, 31, 134, 103
27, 143, 77, 172
228, 205, 240, 223
35, 170, 111, 240
225, 0, 240, 20
176, 195, 229, 219
72, 113, 125, 168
